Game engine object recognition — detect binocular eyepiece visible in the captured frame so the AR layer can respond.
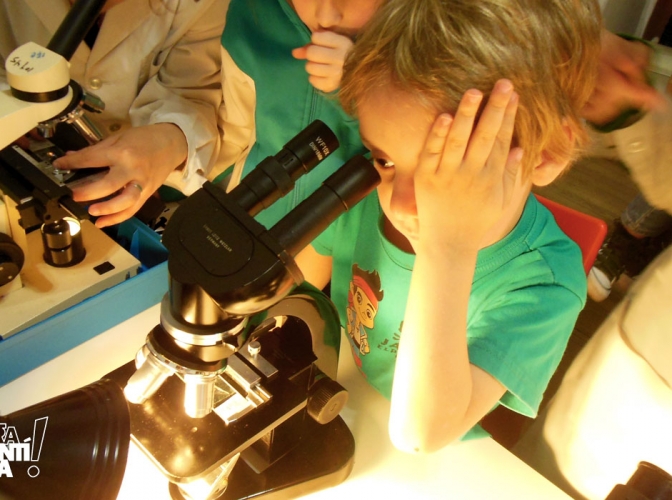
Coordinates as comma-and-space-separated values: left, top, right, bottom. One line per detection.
229, 120, 340, 216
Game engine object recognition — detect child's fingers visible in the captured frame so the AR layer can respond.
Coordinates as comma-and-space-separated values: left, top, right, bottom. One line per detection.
463, 79, 514, 172
307, 75, 339, 93
417, 114, 453, 175
301, 43, 348, 66
299, 32, 352, 65
617, 72, 667, 111
304, 60, 340, 78
291, 45, 309, 60
487, 91, 519, 178
311, 30, 352, 49
436, 90, 483, 174
502, 148, 523, 208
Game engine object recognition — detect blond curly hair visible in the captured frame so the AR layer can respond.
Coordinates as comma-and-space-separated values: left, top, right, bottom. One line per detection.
340, 0, 602, 176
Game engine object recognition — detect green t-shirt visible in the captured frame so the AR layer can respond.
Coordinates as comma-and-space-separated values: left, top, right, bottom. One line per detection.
312, 192, 587, 439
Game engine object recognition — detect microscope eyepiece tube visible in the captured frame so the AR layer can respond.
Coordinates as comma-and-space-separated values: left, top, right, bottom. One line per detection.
229, 120, 339, 216
47, 0, 107, 61
268, 155, 380, 257
283, 119, 339, 175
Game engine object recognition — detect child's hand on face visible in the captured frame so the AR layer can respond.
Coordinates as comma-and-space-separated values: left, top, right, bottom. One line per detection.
292, 31, 353, 93
414, 79, 523, 253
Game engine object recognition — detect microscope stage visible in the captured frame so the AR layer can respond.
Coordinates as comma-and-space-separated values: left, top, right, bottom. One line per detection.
106, 345, 355, 499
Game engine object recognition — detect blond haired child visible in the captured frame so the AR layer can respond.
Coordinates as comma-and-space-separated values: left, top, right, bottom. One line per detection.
297, 0, 602, 453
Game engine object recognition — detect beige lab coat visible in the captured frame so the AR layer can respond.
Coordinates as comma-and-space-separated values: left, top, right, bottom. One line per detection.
514, 244, 672, 499
0, 0, 228, 193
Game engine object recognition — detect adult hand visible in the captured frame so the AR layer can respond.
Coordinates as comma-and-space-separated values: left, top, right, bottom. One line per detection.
582, 29, 667, 126
292, 30, 353, 93
414, 79, 522, 252
52, 123, 187, 228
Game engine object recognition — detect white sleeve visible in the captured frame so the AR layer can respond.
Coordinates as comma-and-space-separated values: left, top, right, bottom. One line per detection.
610, 96, 672, 215
128, 0, 228, 195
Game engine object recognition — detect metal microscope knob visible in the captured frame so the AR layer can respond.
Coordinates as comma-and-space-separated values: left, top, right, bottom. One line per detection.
0, 233, 25, 287
306, 377, 349, 425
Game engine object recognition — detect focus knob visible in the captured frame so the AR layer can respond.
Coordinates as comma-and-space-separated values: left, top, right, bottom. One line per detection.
307, 377, 348, 425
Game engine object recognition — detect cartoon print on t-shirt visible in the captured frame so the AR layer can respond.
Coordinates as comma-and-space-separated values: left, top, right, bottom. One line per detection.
346, 264, 384, 355
378, 321, 402, 357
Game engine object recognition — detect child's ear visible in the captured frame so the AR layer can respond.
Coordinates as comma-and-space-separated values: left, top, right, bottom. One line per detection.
530, 153, 570, 187
531, 119, 576, 187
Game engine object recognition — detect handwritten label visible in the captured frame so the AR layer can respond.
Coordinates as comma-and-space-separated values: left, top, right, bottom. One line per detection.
8, 56, 34, 73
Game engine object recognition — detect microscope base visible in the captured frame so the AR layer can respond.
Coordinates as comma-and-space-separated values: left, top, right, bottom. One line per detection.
107, 343, 355, 500
168, 416, 354, 500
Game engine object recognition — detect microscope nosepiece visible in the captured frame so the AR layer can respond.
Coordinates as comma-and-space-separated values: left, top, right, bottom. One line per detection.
123, 353, 171, 405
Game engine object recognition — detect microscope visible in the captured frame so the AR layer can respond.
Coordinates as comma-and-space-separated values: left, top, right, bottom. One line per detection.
0, 0, 140, 338
0, 2, 382, 498
103, 119, 380, 500
0, 121, 379, 500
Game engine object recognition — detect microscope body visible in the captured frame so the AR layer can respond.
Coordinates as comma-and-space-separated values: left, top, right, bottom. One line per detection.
0, 29, 105, 235
0, 0, 107, 244
0, 41, 73, 149
108, 120, 380, 499
1, 0, 107, 152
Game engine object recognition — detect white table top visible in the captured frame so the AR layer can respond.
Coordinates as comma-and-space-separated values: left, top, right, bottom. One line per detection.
0, 304, 570, 499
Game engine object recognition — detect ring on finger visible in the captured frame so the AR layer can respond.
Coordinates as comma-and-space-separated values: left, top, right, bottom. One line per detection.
127, 182, 143, 193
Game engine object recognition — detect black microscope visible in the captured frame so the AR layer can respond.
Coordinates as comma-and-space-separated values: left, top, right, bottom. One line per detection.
0, 1, 381, 497
105, 120, 379, 500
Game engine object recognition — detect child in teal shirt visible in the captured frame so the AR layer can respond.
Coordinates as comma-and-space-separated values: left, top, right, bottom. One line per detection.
296, 0, 601, 452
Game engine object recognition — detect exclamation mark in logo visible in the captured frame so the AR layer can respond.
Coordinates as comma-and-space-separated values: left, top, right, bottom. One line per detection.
28, 417, 48, 478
